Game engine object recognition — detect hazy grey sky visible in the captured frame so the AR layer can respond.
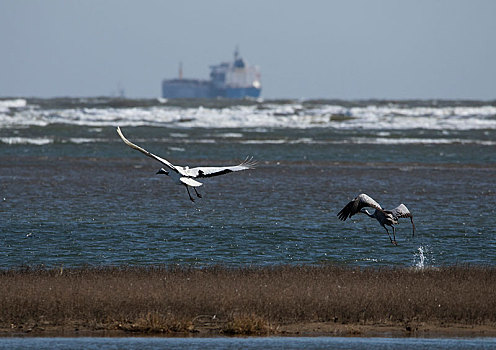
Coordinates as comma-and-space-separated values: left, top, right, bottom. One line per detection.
1, 0, 495, 99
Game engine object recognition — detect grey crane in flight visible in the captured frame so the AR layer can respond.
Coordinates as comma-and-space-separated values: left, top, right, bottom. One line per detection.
337, 193, 415, 245
117, 127, 256, 202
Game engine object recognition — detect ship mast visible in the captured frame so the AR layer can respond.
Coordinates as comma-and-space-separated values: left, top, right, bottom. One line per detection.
178, 61, 183, 80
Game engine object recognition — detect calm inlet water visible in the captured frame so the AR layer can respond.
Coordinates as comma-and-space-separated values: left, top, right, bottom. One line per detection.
1, 98, 495, 268
1, 337, 496, 350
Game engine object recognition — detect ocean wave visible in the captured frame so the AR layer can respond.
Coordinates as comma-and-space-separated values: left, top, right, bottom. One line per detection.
2, 136, 492, 146
240, 138, 496, 146
0, 99, 27, 113
1, 99, 496, 131
347, 137, 496, 146
69, 138, 102, 144
0, 137, 53, 145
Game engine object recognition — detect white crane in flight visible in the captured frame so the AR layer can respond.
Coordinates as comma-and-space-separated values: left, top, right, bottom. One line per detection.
117, 127, 256, 202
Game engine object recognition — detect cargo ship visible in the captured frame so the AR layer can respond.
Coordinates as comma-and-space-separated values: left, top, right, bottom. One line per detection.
161, 49, 261, 99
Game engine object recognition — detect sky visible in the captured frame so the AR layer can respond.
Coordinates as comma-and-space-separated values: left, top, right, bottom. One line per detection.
1, 0, 495, 100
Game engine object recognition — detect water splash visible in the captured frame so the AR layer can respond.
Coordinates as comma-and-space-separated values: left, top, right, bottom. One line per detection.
413, 246, 426, 269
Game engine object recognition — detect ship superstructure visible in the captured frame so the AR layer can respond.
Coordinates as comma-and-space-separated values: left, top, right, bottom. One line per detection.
162, 49, 261, 99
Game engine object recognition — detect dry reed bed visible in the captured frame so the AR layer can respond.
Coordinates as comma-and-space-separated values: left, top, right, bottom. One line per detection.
1, 265, 495, 335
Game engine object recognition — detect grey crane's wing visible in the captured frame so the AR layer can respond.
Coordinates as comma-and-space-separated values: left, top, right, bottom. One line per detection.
337, 193, 383, 221
116, 127, 181, 174
389, 203, 416, 236
389, 204, 411, 219
181, 156, 257, 178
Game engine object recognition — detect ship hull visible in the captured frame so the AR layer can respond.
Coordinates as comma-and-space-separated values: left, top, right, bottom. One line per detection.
224, 87, 261, 99
161, 79, 212, 99
162, 80, 261, 99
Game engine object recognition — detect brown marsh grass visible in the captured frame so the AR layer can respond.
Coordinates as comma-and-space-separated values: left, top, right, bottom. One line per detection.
1, 265, 495, 336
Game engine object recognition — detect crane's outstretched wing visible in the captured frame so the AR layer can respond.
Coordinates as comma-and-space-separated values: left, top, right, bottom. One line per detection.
180, 177, 203, 187
388, 203, 416, 236
182, 156, 257, 178
337, 193, 383, 221
117, 127, 181, 174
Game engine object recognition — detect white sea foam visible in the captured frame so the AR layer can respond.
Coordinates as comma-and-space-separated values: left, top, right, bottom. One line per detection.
241, 138, 495, 145
1, 135, 493, 146
0, 137, 53, 145
348, 137, 496, 146
1, 101, 495, 131
0, 99, 27, 113
169, 133, 189, 138
69, 138, 101, 144
168, 146, 185, 152
219, 132, 244, 138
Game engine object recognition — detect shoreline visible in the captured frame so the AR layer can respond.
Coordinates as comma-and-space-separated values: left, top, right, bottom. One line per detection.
2, 322, 496, 338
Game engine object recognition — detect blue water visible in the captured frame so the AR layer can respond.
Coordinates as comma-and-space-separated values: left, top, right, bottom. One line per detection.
1, 98, 495, 268
0, 337, 495, 350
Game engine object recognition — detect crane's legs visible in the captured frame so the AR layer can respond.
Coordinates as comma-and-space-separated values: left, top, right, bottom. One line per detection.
392, 226, 397, 245
185, 185, 195, 202
194, 188, 202, 198
383, 226, 397, 245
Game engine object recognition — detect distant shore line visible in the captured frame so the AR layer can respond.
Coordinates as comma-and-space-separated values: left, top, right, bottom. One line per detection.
1, 265, 495, 337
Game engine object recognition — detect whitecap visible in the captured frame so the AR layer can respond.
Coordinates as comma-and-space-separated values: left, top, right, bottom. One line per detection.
69, 138, 100, 144
0, 99, 27, 113
0, 137, 52, 145
240, 139, 288, 144
219, 133, 244, 138
169, 133, 189, 138
348, 137, 496, 146
1, 102, 496, 131
168, 146, 185, 152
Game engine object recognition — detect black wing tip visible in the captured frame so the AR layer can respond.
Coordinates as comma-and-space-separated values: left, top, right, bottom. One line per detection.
337, 208, 350, 221
337, 199, 352, 221
196, 168, 233, 178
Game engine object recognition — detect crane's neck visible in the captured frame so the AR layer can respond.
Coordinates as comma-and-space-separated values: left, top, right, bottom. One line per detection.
360, 208, 374, 218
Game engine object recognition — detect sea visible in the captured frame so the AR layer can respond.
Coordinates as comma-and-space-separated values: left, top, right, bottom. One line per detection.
1, 97, 496, 348
1, 97, 495, 269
